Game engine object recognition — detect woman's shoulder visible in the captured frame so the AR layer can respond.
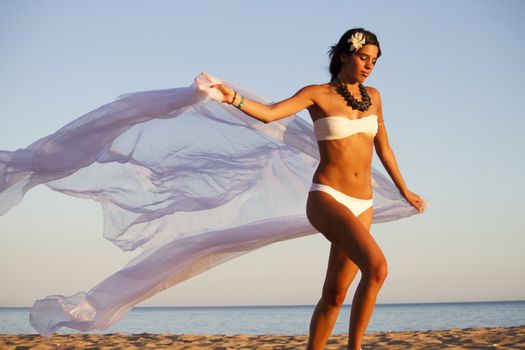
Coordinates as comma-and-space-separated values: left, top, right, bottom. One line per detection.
364, 85, 382, 105
364, 85, 381, 97
298, 83, 329, 91
291, 84, 332, 101
297, 83, 335, 96
364, 85, 380, 95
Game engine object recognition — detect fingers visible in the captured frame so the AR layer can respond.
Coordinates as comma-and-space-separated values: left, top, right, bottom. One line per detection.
416, 199, 427, 213
408, 191, 427, 213
413, 203, 424, 213
408, 195, 426, 213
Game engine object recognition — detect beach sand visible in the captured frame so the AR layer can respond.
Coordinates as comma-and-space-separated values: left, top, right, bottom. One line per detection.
1, 325, 524, 349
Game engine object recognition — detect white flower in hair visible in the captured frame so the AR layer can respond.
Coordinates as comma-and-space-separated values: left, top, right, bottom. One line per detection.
348, 32, 366, 52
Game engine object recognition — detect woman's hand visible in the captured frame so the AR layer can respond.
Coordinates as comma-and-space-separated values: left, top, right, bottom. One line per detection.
402, 189, 427, 213
212, 83, 236, 104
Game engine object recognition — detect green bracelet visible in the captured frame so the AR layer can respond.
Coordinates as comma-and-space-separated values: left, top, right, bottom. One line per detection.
236, 96, 245, 109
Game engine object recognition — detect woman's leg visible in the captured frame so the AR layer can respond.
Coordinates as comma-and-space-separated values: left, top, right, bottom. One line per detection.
306, 244, 359, 349
306, 191, 387, 350
306, 206, 374, 349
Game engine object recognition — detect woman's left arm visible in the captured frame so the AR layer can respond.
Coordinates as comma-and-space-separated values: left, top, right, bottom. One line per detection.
370, 88, 426, 213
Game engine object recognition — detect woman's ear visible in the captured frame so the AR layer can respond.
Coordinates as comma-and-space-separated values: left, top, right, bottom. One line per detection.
339, 52, 349, 64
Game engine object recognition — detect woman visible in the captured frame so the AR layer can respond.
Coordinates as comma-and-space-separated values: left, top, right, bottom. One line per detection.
213, 28, 426, 350
0, 29, 424, 340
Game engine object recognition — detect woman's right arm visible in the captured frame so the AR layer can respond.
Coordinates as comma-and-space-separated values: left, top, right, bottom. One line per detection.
212, 83, 317, 123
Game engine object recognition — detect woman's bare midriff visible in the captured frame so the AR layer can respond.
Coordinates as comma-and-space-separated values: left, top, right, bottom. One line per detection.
311, 134, 375, 200
307, 83, 378, 200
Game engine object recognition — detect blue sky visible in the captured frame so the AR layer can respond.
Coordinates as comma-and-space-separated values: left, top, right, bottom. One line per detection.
1, 0, 524, 308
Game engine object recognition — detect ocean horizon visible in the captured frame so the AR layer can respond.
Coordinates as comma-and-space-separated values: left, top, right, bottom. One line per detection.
1, 300, 524, 335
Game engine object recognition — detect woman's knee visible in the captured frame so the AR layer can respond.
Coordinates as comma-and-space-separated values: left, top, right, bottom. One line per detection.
321, 285, 348, 308
362, 258, 388, 285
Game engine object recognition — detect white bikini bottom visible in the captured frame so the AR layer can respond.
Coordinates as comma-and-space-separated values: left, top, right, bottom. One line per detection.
309, 183, 373, 217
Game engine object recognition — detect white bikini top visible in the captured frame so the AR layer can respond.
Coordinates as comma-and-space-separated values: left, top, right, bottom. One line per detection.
313, 114, 378, 141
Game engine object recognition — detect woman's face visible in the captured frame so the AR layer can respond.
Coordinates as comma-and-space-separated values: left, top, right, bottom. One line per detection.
340, 44, 379, 84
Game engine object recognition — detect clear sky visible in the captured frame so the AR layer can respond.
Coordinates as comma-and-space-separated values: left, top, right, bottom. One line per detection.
1, 0, 524, 307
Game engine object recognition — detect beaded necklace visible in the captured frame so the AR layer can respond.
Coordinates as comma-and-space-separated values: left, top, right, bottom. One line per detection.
334, 78, 371, 112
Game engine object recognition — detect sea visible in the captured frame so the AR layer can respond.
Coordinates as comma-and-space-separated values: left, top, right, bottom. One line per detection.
1, 301, 524, 335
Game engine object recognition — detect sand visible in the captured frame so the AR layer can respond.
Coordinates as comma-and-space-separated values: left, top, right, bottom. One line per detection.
1, 325, 524, 349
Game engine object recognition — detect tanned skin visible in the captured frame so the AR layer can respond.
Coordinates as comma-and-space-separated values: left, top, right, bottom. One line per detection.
210, 43, 425, 350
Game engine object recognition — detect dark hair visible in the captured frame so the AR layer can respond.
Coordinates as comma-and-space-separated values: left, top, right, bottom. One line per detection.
328, 28, 382, 81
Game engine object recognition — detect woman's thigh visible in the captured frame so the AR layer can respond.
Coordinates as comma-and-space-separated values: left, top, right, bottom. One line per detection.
306, 190, 384, 271
320, 205, 374, 296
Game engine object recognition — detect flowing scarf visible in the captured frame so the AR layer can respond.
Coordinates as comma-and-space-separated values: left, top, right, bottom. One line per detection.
0, 73, 421, 336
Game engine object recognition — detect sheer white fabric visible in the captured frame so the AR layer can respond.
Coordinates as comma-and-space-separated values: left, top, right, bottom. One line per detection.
0, 73, 422, 337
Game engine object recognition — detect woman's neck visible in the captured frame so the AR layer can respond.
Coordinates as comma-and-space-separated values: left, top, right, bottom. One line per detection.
335, 74, 361, 92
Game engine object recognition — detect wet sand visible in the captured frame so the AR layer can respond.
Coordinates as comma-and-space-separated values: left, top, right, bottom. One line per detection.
1, 325, 524, 349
